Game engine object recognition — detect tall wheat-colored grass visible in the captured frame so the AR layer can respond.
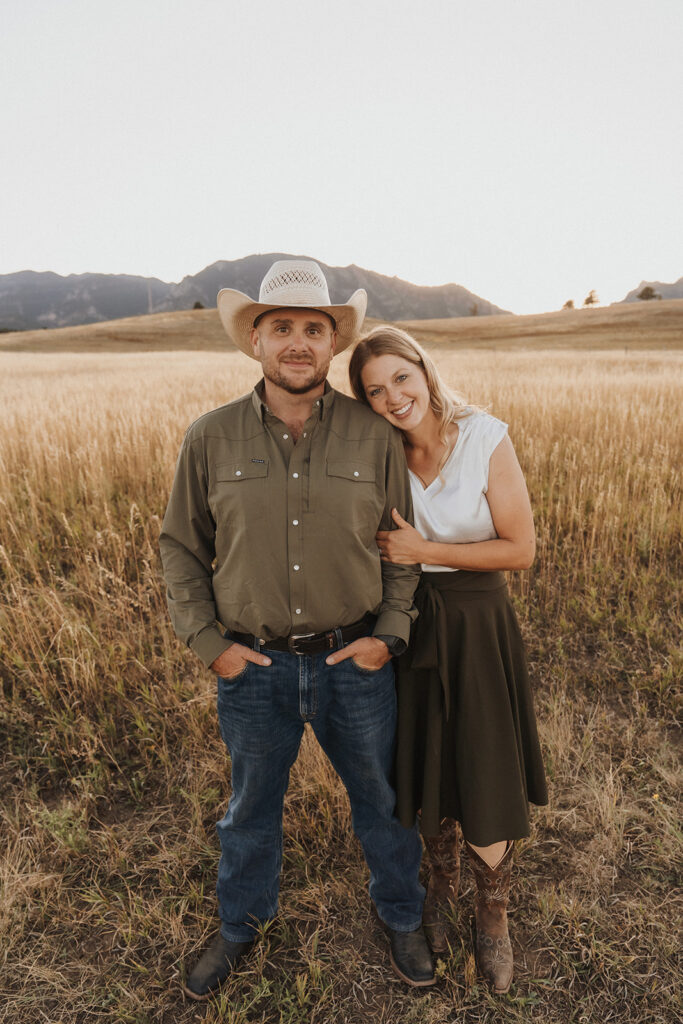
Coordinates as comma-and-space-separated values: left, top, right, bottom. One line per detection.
1, 347, 681, 1024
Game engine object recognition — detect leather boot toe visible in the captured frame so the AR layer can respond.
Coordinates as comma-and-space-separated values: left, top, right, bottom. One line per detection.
386, 926, 436, 987
183, 934, 254, 1001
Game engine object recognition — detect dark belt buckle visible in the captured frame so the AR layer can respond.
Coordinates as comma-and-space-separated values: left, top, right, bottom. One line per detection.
287, 632, 317, 655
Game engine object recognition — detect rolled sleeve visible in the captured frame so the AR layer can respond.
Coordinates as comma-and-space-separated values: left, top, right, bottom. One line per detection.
372, 429, 420, 645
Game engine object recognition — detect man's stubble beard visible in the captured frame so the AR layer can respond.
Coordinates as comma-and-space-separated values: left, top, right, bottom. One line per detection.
260, 354, 332, 396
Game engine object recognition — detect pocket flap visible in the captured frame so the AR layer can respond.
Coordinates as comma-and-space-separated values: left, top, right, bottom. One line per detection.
326, 460, 376, 483
215, 459, 269, 481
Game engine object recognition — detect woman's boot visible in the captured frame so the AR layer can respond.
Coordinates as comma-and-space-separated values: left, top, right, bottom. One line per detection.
422, 818, 460, 953
465, 840, 514, 994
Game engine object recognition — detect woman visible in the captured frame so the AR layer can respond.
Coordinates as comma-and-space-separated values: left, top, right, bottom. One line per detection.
349, 327, 548, 995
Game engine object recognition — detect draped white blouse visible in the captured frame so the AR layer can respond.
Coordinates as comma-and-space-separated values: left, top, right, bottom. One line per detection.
408, 410, 509, 572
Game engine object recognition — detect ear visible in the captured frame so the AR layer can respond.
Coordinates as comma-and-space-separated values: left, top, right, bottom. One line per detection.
330, 330, 337, 356
250, 327, 260, 358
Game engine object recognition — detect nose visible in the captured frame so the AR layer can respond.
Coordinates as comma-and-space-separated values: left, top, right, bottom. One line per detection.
287, 328, 309, 350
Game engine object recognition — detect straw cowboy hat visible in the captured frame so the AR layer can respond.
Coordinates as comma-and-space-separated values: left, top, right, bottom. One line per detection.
217, 260, 367, 358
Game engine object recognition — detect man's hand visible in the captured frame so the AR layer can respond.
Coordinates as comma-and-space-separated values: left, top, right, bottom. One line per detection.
376, 508, 428, 565
211, 642, 272, 678
325, 636, 392, 671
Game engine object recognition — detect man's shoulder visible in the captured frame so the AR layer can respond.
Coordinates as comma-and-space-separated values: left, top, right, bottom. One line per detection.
184, 393, 258, 444
329, 390, 397, 440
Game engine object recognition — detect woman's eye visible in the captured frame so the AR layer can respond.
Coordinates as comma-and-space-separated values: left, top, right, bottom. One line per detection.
396, 374, 408, 383
368, 388, 381, 398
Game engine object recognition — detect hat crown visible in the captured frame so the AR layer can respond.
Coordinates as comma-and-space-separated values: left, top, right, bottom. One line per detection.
258, 260, 331, 306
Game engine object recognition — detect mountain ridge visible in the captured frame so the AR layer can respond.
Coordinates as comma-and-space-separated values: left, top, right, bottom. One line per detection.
621, 277, 683, 302
0, 255, 509, 331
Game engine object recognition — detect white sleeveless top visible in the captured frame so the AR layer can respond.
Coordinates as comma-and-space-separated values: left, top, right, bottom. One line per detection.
409, 410, 508, 572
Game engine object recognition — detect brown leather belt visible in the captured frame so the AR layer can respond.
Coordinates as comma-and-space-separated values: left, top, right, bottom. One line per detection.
231, 615, 375, 656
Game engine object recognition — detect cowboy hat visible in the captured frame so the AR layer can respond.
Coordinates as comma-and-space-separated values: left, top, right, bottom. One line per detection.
217, 260, 367, 358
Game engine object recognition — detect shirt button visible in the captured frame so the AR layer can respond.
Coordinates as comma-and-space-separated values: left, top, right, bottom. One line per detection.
292, 472, 299, 479
295, 608, 302, 615
283, 433, 289, 439
235, 470, 242, 476
292, 519, 299, 526
293, 564, 300, 571
353, 470, 359, 477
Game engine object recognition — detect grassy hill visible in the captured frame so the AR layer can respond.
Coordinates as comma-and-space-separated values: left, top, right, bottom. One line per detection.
1, 298, 682, 353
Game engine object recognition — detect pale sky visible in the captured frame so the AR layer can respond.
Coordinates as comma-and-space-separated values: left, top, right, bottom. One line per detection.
2, 0, 681, 314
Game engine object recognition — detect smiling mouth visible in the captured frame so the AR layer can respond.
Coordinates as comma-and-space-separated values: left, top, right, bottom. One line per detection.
391, 401, 414, 418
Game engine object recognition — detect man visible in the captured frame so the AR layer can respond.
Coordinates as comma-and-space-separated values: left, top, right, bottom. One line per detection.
159, 260, 434, 1000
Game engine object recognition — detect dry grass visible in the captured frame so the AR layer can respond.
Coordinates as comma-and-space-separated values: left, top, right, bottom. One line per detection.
1, 336, 681, 1023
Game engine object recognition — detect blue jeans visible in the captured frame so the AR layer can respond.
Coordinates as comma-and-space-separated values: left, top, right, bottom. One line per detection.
215, 648, 424, 942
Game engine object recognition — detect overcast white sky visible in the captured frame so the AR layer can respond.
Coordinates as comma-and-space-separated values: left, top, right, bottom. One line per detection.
2, 0, 681, 314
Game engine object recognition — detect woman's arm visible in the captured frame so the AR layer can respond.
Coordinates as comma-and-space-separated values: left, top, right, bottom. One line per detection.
376, 435, 536, 571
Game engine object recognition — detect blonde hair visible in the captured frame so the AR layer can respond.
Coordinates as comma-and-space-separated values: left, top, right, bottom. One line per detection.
348, 326, 471, 456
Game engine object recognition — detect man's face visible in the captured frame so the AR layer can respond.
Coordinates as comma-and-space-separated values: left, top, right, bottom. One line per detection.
250, 309, 337, 395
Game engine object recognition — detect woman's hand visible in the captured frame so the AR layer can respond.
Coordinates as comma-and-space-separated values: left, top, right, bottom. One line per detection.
376, 509, 428, 564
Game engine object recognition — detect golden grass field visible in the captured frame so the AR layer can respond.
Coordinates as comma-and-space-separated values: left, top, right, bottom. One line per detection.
1, 305, 681, 1023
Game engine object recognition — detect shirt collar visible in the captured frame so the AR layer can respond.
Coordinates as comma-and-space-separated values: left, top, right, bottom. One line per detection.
251, 379, 336, 422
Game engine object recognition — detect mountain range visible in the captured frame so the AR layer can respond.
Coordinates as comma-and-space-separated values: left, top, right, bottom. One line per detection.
621, 277, 683, 302
0, 255, 509, 332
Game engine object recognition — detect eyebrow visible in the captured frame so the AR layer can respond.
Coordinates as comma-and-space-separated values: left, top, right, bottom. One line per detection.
270, 317, 328, 329
364, 369, 409, 388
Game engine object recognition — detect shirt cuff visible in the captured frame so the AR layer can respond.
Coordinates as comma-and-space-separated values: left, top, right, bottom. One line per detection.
374, 634, 407, 656
373, 610, 413, 648
190, 624, 234, 669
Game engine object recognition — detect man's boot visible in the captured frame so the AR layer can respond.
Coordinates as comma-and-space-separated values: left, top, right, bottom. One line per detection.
465, 840, 514, 994
422, 818, 460, 953
183, 934, 254, 1000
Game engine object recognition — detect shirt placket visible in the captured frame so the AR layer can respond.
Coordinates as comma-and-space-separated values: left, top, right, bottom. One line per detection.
286, 410, 317, 628
266, 403, 319, 631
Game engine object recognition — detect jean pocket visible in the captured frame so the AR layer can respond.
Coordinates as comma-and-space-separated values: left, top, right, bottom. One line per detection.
219, 660, 250, 683
350, 657, 385, 676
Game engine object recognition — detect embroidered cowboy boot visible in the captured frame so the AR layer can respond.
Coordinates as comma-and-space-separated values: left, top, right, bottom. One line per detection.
465, 840, 514, 994
422, 818, 460, 953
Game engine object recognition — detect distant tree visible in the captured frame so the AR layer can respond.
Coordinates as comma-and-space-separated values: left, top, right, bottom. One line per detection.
583, 290, 599, 307
563, 299, 574, 310
637, 286, 661, 301
469, 302, 479, 317
193, 300, 205, 309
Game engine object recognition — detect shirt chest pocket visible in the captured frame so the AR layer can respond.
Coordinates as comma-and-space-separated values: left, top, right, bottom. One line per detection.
325, 459, 381, 532
210, 459, 270, 525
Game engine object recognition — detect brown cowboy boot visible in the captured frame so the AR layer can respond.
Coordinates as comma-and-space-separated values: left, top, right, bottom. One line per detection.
465, 840, 514, 994
422, 818, 460, 953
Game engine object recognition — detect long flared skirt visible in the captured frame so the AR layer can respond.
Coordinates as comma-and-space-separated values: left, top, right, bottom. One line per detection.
395, 570, 548, 845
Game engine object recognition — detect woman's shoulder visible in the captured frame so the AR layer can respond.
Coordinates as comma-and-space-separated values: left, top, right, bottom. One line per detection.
458, 409, 509, 458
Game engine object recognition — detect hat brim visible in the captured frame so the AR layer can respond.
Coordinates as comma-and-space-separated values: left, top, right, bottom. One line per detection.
217, 287, 367, 358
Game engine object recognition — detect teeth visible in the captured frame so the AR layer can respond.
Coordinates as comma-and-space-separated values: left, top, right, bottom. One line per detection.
394, 402, 412, 415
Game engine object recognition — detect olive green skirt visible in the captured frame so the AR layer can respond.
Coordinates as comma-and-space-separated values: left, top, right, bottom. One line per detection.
395, 570, 548, 845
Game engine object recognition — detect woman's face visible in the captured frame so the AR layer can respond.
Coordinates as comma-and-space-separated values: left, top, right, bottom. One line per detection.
360, 353, 432, 431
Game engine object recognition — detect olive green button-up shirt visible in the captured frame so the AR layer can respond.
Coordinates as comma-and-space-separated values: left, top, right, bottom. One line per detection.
159, 381, 420, 668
